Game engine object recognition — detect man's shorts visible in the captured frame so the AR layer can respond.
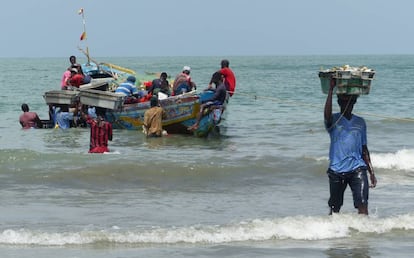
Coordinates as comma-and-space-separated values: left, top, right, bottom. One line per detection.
327, 167, 369, 210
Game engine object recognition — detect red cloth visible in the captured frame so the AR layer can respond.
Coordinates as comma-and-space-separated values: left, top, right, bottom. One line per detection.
220, 67, 236, 96
69, 74, 84, 87
143, 81, 152, 89
87, 118, 113, 153
89, 146, 109, 153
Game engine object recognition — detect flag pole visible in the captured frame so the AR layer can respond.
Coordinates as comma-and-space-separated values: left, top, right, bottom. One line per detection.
78, 8, 90, 63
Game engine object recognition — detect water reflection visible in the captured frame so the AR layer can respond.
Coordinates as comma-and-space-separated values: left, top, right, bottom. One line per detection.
325, 245, 375, 258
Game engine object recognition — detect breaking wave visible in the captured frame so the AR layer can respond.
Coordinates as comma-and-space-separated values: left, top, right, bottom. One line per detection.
1, 213, 414, 246
371, 149, 414, 172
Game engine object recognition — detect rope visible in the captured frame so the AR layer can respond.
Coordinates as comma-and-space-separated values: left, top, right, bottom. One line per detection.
229, 91, 414, 123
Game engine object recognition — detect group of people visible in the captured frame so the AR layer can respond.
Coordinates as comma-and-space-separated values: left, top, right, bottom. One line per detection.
61, 55, 91, 90
22, 56, 376, 215
114, 73, 171, 104
143, 60, 236, 134
188, 59, 236, 130
115, 66, 196, 103
22, 59, 236, 146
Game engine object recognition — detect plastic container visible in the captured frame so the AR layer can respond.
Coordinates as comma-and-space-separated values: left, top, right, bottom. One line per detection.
43, 90, 79, 105
318, 66, 375, 95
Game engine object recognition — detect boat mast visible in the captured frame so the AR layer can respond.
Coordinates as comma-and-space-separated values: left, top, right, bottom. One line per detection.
78, 7, 90, 64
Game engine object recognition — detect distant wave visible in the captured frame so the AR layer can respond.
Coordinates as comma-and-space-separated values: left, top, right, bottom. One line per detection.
314, 149, 414, 172
1, 213, 414, 246
372, 149, 414, 171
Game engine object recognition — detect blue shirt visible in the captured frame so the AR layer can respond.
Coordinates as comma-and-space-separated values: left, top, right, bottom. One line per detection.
203, 82, 227, 104
115, 81, 138, 97
326, 113, 367, 172
55, 111, 74, 129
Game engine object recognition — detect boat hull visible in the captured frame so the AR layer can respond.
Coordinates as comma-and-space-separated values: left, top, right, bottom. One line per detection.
43, 86, 225, 137
105, 91, 225, 137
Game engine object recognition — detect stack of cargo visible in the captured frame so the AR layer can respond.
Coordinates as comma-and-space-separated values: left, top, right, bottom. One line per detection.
318, 65, 375, 95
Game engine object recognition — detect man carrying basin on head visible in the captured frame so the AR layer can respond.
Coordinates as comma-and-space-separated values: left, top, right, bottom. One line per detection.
324, 80, 377, 215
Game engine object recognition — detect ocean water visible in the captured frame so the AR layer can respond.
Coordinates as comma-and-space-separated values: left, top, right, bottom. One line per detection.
1, 55, 414, 257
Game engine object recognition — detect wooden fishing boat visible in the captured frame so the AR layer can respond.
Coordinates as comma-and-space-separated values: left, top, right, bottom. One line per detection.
96, 90, 225, 137
42, 7, 227, 136
43, 80, 227, 137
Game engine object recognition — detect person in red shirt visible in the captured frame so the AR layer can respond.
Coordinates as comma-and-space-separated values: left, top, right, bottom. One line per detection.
68, 68, 85, 88
220, 59, 236, 96
19, 103, 43, 129
83, 111, 113, 153
209, 59, 236, 96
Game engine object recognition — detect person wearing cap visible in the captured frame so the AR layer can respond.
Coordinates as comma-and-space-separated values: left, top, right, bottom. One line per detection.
115, 76, 141, 103
172, 66, 196, 95
62, 56, 83, 89
67, 66, 85, 88
19, 103, 43, 129
324, 80, 377, 215
148, 72, 171, 96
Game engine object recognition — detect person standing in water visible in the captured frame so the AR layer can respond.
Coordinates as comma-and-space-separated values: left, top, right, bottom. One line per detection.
324, 80, 377, 215
19, 103, 43, 129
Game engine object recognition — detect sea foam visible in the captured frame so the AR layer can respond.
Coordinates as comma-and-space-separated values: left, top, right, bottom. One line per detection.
1, 213, 414, 246
371, 148, 414, 171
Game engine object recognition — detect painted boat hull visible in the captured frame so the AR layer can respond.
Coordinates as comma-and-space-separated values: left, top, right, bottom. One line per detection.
105, 91, 225, 137
43, 86, 225, 137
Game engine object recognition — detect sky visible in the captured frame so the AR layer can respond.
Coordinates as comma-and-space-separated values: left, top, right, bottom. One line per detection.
1, 0, 414, 58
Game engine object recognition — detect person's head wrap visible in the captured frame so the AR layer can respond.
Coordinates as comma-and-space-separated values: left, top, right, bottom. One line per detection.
127, 76, 136, 83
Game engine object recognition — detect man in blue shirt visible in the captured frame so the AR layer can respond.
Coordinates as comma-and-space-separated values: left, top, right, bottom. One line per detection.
115, 76, 143, 103
53, 106, 74, 129
324, 80, 377, 215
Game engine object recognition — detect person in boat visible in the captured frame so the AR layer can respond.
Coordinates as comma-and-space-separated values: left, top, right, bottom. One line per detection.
68, 56, 91, 84
324, 80, 377, 215
209, 59, 236, 97
67, 67, 85, 88
143, 97, 167, 137
68, 56, 83, 75
158, 80, 171, 97
61, 57, 81, 89
61, 68, 71, 90
69, 55, 77, 68
19, 103, 43, 129
82, 109, 113, 153
148, 72, 171, 97
115, 76, 142, 103
172, 66, 196, 95
188, 71, 227, 131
